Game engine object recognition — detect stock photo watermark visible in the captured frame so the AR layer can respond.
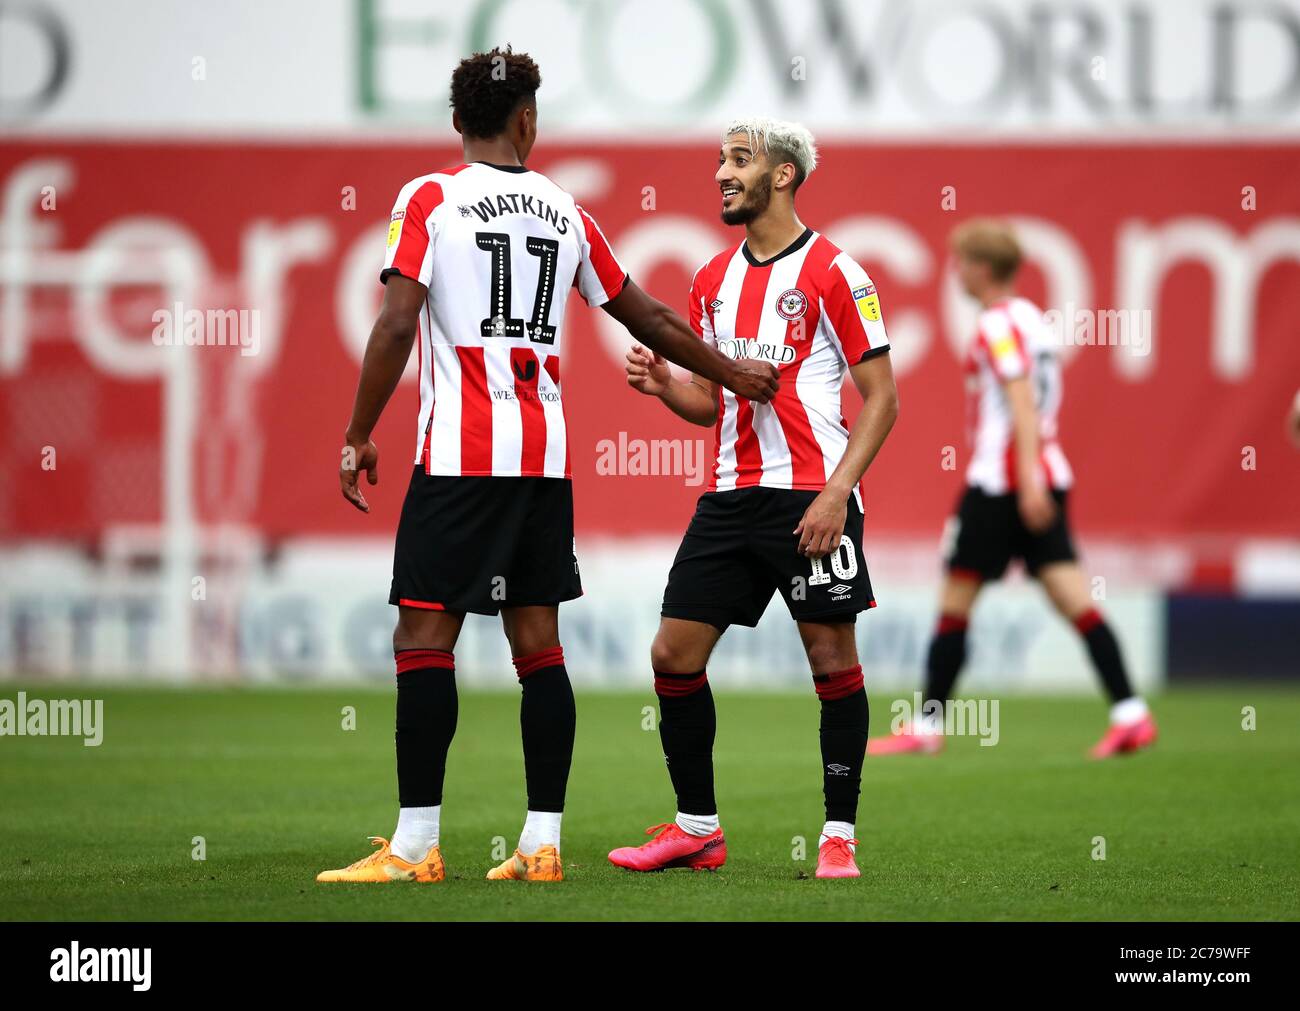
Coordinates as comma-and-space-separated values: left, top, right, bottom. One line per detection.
595, 433, 709, 486
49, 943, 150, 991
0, 691, 103, 747
889, 692, 1000, 747
1042, 302, 1152, 356
151, 302, 261, 357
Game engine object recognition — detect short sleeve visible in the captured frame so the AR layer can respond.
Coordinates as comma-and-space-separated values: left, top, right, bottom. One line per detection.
821, 252, 890, 364
574, 204, 628, 306
380, 179, 443, 288
688, 264, 717, 347
977, 310, 1030, 381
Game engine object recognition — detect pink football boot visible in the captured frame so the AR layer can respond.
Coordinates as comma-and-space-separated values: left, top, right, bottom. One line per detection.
608, 822, 727, 872
867, 727, 944, 756
1089, 713, 1158, 759
815, 837, 860, 879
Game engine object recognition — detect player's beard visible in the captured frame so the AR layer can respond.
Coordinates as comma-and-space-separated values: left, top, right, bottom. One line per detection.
720, 173, 772, 226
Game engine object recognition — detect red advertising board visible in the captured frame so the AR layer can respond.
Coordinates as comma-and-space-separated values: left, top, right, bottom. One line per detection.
2, 141, 1298, 544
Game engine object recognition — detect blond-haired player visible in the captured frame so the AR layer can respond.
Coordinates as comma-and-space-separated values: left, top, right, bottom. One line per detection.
869, 219, 1156, 759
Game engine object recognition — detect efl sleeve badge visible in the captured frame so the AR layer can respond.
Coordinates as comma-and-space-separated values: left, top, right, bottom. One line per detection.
386, 210, 405, 248
852, 283, 881, 322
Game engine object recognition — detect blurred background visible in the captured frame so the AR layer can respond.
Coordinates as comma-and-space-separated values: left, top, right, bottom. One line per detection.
1, 0, 1297, 693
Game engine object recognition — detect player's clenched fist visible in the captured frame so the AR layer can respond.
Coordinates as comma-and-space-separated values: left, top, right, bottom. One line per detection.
724, 358, 780, 404
626, 344, 672, 397
339, 436, 379, 513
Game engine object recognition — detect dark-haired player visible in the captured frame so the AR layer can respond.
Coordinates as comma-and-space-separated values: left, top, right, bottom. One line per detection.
317, 48, 778, 885
867, 218, 1156, 759
608, 118, 899, 879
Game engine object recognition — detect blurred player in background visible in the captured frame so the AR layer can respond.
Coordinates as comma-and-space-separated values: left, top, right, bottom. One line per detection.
319, 48, 778, 885
868, 219, 1156, 760
609, 118, 899, 879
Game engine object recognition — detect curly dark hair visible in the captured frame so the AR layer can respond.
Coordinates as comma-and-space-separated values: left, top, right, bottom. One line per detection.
449, 46, 541, 139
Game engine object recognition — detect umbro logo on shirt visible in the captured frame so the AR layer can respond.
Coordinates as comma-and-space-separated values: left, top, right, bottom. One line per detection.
829, 583, 852, 594
710, 299, 724, 310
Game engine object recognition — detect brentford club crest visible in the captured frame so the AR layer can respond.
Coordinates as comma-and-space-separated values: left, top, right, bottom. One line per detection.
775, 288, 808, 321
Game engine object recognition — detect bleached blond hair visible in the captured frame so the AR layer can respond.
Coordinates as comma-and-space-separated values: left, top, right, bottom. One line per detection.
721, 117, 819, 188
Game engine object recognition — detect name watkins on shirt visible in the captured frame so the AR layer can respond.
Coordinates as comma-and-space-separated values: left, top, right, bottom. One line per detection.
715, 336, 796, 365
459, 193, 571, 234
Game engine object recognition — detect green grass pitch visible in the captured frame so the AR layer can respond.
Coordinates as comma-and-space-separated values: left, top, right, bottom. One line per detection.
1, 685, 1297, 921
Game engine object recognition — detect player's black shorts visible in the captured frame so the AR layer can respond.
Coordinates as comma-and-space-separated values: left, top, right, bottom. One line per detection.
661, 487, 875, 632
945, 486, 1077, 582
390, 467, 581, 615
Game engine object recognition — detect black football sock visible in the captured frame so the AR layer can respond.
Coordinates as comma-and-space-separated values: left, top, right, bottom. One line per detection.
654, 671, 717, 817
394, 649, 458, 807
1074, 609, 1135, 703
812, 665, 869, 825
923, 613, 969, 710
513, 647, 576, 812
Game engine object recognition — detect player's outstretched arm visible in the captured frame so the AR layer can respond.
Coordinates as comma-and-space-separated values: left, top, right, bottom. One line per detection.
339, 274, 425, 513
1003, 376, 1055, 532
602, 280, 779, 404
794, 353, 900, 557
625, 345, 718, 426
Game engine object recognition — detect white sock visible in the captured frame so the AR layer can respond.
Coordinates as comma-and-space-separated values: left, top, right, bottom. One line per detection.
390, 805, 440, 862
820, 821, 856, 850
518, 810, 562, 854
676, 811, 720, 837
1110, 696, 1149, 726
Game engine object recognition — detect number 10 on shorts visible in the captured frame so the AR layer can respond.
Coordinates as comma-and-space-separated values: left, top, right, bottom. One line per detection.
808, 535, 858, 586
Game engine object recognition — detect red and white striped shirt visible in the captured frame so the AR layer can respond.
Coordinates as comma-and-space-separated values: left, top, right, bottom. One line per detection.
382, 162, 626, 478
964, 296, 1073, 494
690, 229, 891, 496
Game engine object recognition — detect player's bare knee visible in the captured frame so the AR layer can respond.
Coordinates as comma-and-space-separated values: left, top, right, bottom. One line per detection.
650, 636, 710, 675
939, 575, 980, 617
1035, 563, 1090, 620
393, 622, 434, 653
499, 618, 556, 657
803, 639, 856, 675
649, 636, 685, 673
1050, 594, 1092, 625
798, 621, 858, 675
650, 618, 718, 673
508, 631, 560, 658
501, 609, 560, 658
393, 607, 460, 653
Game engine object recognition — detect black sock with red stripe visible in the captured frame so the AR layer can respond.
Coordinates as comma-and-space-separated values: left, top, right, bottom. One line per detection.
923, 613, 969, 709
394, 649, 458, 807
654, 671, 716, 817
1074, 609, 1135, 703
513, 647, 575, 812
813, 665, 869, 824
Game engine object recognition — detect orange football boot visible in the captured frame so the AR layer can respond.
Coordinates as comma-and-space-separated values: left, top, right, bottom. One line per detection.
316, 836, 445, 883
486, 844, 564, 882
